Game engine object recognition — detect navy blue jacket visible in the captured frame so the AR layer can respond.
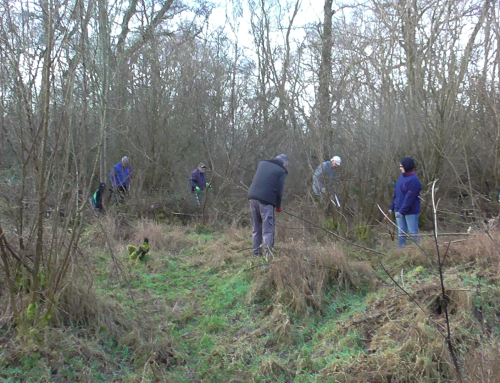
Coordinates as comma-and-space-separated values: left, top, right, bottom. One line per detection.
247, 159, 288, 208
189, 168, 206, 192
390, 170, 422, 215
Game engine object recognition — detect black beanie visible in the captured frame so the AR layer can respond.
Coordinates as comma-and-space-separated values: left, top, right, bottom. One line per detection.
400, 157, 415, 172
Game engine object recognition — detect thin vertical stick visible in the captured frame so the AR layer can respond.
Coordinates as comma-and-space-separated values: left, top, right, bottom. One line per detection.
431, 180, 462, 382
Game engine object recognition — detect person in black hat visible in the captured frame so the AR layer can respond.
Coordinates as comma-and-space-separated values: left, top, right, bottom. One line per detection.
188, 162, 210, 206
90, 182, 106, 212
247, 154, 289, 257
389, 157, 422, 247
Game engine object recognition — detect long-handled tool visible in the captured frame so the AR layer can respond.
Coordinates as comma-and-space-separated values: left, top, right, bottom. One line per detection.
321, 189, 341, 209
330, 194, 341, 209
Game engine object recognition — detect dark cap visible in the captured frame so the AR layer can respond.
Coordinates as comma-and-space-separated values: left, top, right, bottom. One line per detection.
198, 162, 207, 168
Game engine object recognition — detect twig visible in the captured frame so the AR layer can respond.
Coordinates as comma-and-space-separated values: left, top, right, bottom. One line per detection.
243, 259, 284, 271
377, 206, 438, 267
282, 209, 386, 256
0, 229, 33, 273
384, 216, 394, 241
378, 262, 429, 318
378, 261, 446, 338
237, 246, 254, 253
443, 239, 468, 244
98, 219, 137, 307
485, 230, 500, 253
342, 312, 384, 329
239, 180, 249, 191
381, 232, 474, 237
431, 180, 463, 383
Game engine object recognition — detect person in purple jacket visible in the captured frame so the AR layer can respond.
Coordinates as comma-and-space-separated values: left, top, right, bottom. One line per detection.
110, 156, 133, 203
188, 162, 210, 206
390, 157, 422, 248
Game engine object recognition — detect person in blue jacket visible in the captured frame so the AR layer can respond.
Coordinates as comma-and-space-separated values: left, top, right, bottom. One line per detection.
247, 154, 289, 257
390, 157, 422, 248
110, 156, 133, 203
313, 156, 341, 195
313, 156, 341, 210
188, 162, 209, 206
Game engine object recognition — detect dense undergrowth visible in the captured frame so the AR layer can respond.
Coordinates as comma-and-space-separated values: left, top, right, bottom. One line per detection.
2, 206, 500, 382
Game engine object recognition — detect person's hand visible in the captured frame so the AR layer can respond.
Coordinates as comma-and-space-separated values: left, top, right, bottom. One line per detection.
195, 186, 201, 192
206, 182, 212, 189
276, 207, 282, 213
396, 212, 402, 218
321, 188, 326, 194
388, 209, 393, 215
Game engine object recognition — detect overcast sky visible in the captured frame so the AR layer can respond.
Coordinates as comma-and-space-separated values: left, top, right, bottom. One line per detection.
208, 0, 325, 51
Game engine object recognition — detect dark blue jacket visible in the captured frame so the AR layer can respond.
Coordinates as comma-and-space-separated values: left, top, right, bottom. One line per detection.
390, 170, 422, 215
247, 159, 288, 208
189, 168, 206, 192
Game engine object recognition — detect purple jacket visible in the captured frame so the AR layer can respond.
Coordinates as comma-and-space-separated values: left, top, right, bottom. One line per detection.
390, 170, 422, 215
111, 162, 132, 188
188, 168, 206, 192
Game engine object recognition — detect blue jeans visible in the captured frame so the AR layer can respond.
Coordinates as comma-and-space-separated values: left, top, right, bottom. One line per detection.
396, 214, 420, 248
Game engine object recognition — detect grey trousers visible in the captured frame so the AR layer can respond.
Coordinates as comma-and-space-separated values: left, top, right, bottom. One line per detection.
249, 199, 275, 255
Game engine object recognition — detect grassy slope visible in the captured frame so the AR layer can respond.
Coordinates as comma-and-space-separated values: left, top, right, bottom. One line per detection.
2, 218, 500, 382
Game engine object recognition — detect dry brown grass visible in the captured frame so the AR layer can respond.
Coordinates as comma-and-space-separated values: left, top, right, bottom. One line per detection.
258, 356, 295, 379
447, 231, 500, 271
259, 303, 293, 343
274, 201, 327, 244
382, 236, 440, 269
84, 214, 173, 254
248, 241, 378, 315
463, 341, 500, 383
315, 288, 457, 382
190, 227, 249, 270
311, 250, 500, 383
83, 213, 128, 254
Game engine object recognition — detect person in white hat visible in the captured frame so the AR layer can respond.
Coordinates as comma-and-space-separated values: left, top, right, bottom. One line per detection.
312, 156, 341, 206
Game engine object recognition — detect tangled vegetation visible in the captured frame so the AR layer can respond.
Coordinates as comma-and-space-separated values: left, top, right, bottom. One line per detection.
1, 202, 500, 382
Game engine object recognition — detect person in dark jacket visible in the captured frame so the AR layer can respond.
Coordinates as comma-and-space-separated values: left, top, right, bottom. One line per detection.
247, 154, 289, 256
390, 157, 422, 248
90, 182, 106, 212
189, 162, 209, 206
